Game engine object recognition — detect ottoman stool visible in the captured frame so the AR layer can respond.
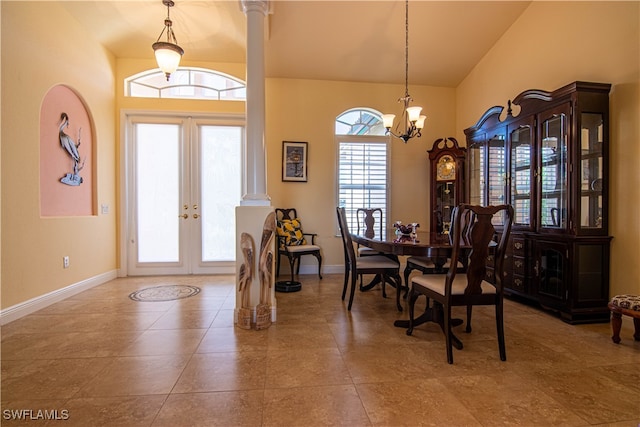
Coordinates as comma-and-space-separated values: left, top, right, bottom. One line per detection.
608, 294, 640, 344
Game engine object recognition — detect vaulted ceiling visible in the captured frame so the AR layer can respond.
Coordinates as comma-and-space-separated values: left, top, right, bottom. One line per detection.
61, 1, 531, 87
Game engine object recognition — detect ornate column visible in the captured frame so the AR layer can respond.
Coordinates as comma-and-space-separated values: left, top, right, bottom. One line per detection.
235, 0, 275, 327
241, 0, 270, 205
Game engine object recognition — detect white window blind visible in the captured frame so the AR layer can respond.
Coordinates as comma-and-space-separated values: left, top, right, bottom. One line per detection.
338, 141, 388, 236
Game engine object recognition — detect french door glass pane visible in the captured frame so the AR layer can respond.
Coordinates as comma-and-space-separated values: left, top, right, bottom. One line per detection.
136, 124, 180, 262
200, 126, 242, 261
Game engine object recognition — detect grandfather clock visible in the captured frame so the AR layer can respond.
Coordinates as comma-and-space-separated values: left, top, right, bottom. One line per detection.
429, 137, 466, 239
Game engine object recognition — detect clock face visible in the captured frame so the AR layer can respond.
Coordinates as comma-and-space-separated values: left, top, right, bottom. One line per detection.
436, 155, 456, 181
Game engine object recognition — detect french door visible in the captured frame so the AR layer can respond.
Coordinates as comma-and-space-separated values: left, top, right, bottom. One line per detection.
125, 114, 244, 275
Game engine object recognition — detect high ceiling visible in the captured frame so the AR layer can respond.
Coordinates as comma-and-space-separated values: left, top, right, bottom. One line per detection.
61, 0, 531, 87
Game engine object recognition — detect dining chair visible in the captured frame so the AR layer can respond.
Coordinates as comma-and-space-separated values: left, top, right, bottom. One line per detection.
275, 208, 322, 283
336, 207, 402, 311
403, 207, 474, 284
406, 204, 514, 364
356, 208, 383, 256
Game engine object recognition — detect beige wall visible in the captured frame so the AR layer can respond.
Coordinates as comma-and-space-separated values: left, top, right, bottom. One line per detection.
456, 1, 640, 296
265, 78, 456, 270
1, 2, 117, 309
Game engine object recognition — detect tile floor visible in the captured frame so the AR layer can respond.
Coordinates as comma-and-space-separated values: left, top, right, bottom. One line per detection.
1, 274, 639, 426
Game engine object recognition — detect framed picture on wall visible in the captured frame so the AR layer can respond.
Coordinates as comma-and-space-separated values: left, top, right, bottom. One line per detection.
282, 141, 308, 182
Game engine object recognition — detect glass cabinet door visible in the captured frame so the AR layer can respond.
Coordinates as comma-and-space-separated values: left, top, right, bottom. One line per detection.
536, 242, 567, 303
509, 122, 533, 227
488, 134, 506, 206
579, 113, 605, 230
488, 133, 506, 225
539, 110, 568, 229
467, 139, 485, 206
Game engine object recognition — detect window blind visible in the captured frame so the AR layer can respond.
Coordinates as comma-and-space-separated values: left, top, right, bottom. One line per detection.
338, 141, 388, 236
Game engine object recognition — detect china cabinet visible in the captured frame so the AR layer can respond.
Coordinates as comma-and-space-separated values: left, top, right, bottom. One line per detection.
464, 81, 611, 323
428, 137, 466, 240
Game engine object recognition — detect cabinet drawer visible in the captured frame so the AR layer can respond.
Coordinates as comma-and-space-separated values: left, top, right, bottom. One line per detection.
511, 275, 527, 293
512, 256, 526, 275
511, 238, 526, 256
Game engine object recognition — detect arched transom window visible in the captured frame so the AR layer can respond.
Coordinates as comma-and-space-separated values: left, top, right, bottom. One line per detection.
125, 67, 246, 101
335, 108, 387, 136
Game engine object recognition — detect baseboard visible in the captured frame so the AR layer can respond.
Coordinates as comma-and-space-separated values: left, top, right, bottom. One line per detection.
0, 270, 118, 325
287, 264, 344, 276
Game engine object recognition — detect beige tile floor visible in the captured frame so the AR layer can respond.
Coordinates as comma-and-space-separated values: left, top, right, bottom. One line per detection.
1, 273, 639, 426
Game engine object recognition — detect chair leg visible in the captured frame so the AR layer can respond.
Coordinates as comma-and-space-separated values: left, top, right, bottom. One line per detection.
288, 255, 296, 282
348, 268, 358, 310
443, 303, 453, 364
466, 305, 473, 333
313, 252, 323, 279
406, 287, 418, 336
342, 263, 350, 301
403, 264, 413, 291
611, 311, 622, 344
394, 275, 403, 312
496, 300, 506, 361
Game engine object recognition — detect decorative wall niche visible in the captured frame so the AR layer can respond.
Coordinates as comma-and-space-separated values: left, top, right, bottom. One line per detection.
40, 85, 95, 216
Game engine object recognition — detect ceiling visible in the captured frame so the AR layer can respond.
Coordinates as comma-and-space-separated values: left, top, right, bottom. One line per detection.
61, 0, 531, 87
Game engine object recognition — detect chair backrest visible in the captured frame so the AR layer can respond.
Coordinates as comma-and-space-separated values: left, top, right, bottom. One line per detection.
448, 205, 475, 246
356, 208, 383, 238
276, 208, 298, 222
336, 207, 357, 266
446, 204, 514, 295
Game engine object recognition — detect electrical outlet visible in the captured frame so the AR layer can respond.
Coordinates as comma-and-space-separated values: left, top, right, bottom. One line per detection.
101, 204, 109, 214
63, 256, 70, 269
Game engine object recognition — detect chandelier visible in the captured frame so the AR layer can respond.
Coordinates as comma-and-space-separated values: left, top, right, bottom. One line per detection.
382, 0, 426, 143
152, 0, 184, 81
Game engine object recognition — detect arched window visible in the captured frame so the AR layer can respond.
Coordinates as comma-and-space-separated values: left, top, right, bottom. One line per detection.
335, 108, 387, 136
125, 67, 246, 101
336, 108, 389, 236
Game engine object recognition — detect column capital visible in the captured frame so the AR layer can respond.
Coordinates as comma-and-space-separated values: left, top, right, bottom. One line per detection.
241, 0, 270, 16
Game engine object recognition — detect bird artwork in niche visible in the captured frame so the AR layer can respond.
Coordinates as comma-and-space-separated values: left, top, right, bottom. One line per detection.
58, 112, 85, 186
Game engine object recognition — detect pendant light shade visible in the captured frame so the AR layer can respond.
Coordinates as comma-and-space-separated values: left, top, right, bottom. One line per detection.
152, 0, 184, 81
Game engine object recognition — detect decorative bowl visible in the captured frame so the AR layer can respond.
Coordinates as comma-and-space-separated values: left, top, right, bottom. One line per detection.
393, 221, 419, 236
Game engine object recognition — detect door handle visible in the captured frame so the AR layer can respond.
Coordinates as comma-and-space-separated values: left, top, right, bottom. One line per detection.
193, 213, 200, 219
179, 213, 188, 219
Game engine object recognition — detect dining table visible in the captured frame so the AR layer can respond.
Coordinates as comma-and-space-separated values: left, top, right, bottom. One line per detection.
350, 230, 466, 349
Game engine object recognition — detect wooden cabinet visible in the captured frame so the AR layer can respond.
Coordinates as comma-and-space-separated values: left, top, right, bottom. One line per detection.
428, 137, 465, 240
464, 81, 612, 323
